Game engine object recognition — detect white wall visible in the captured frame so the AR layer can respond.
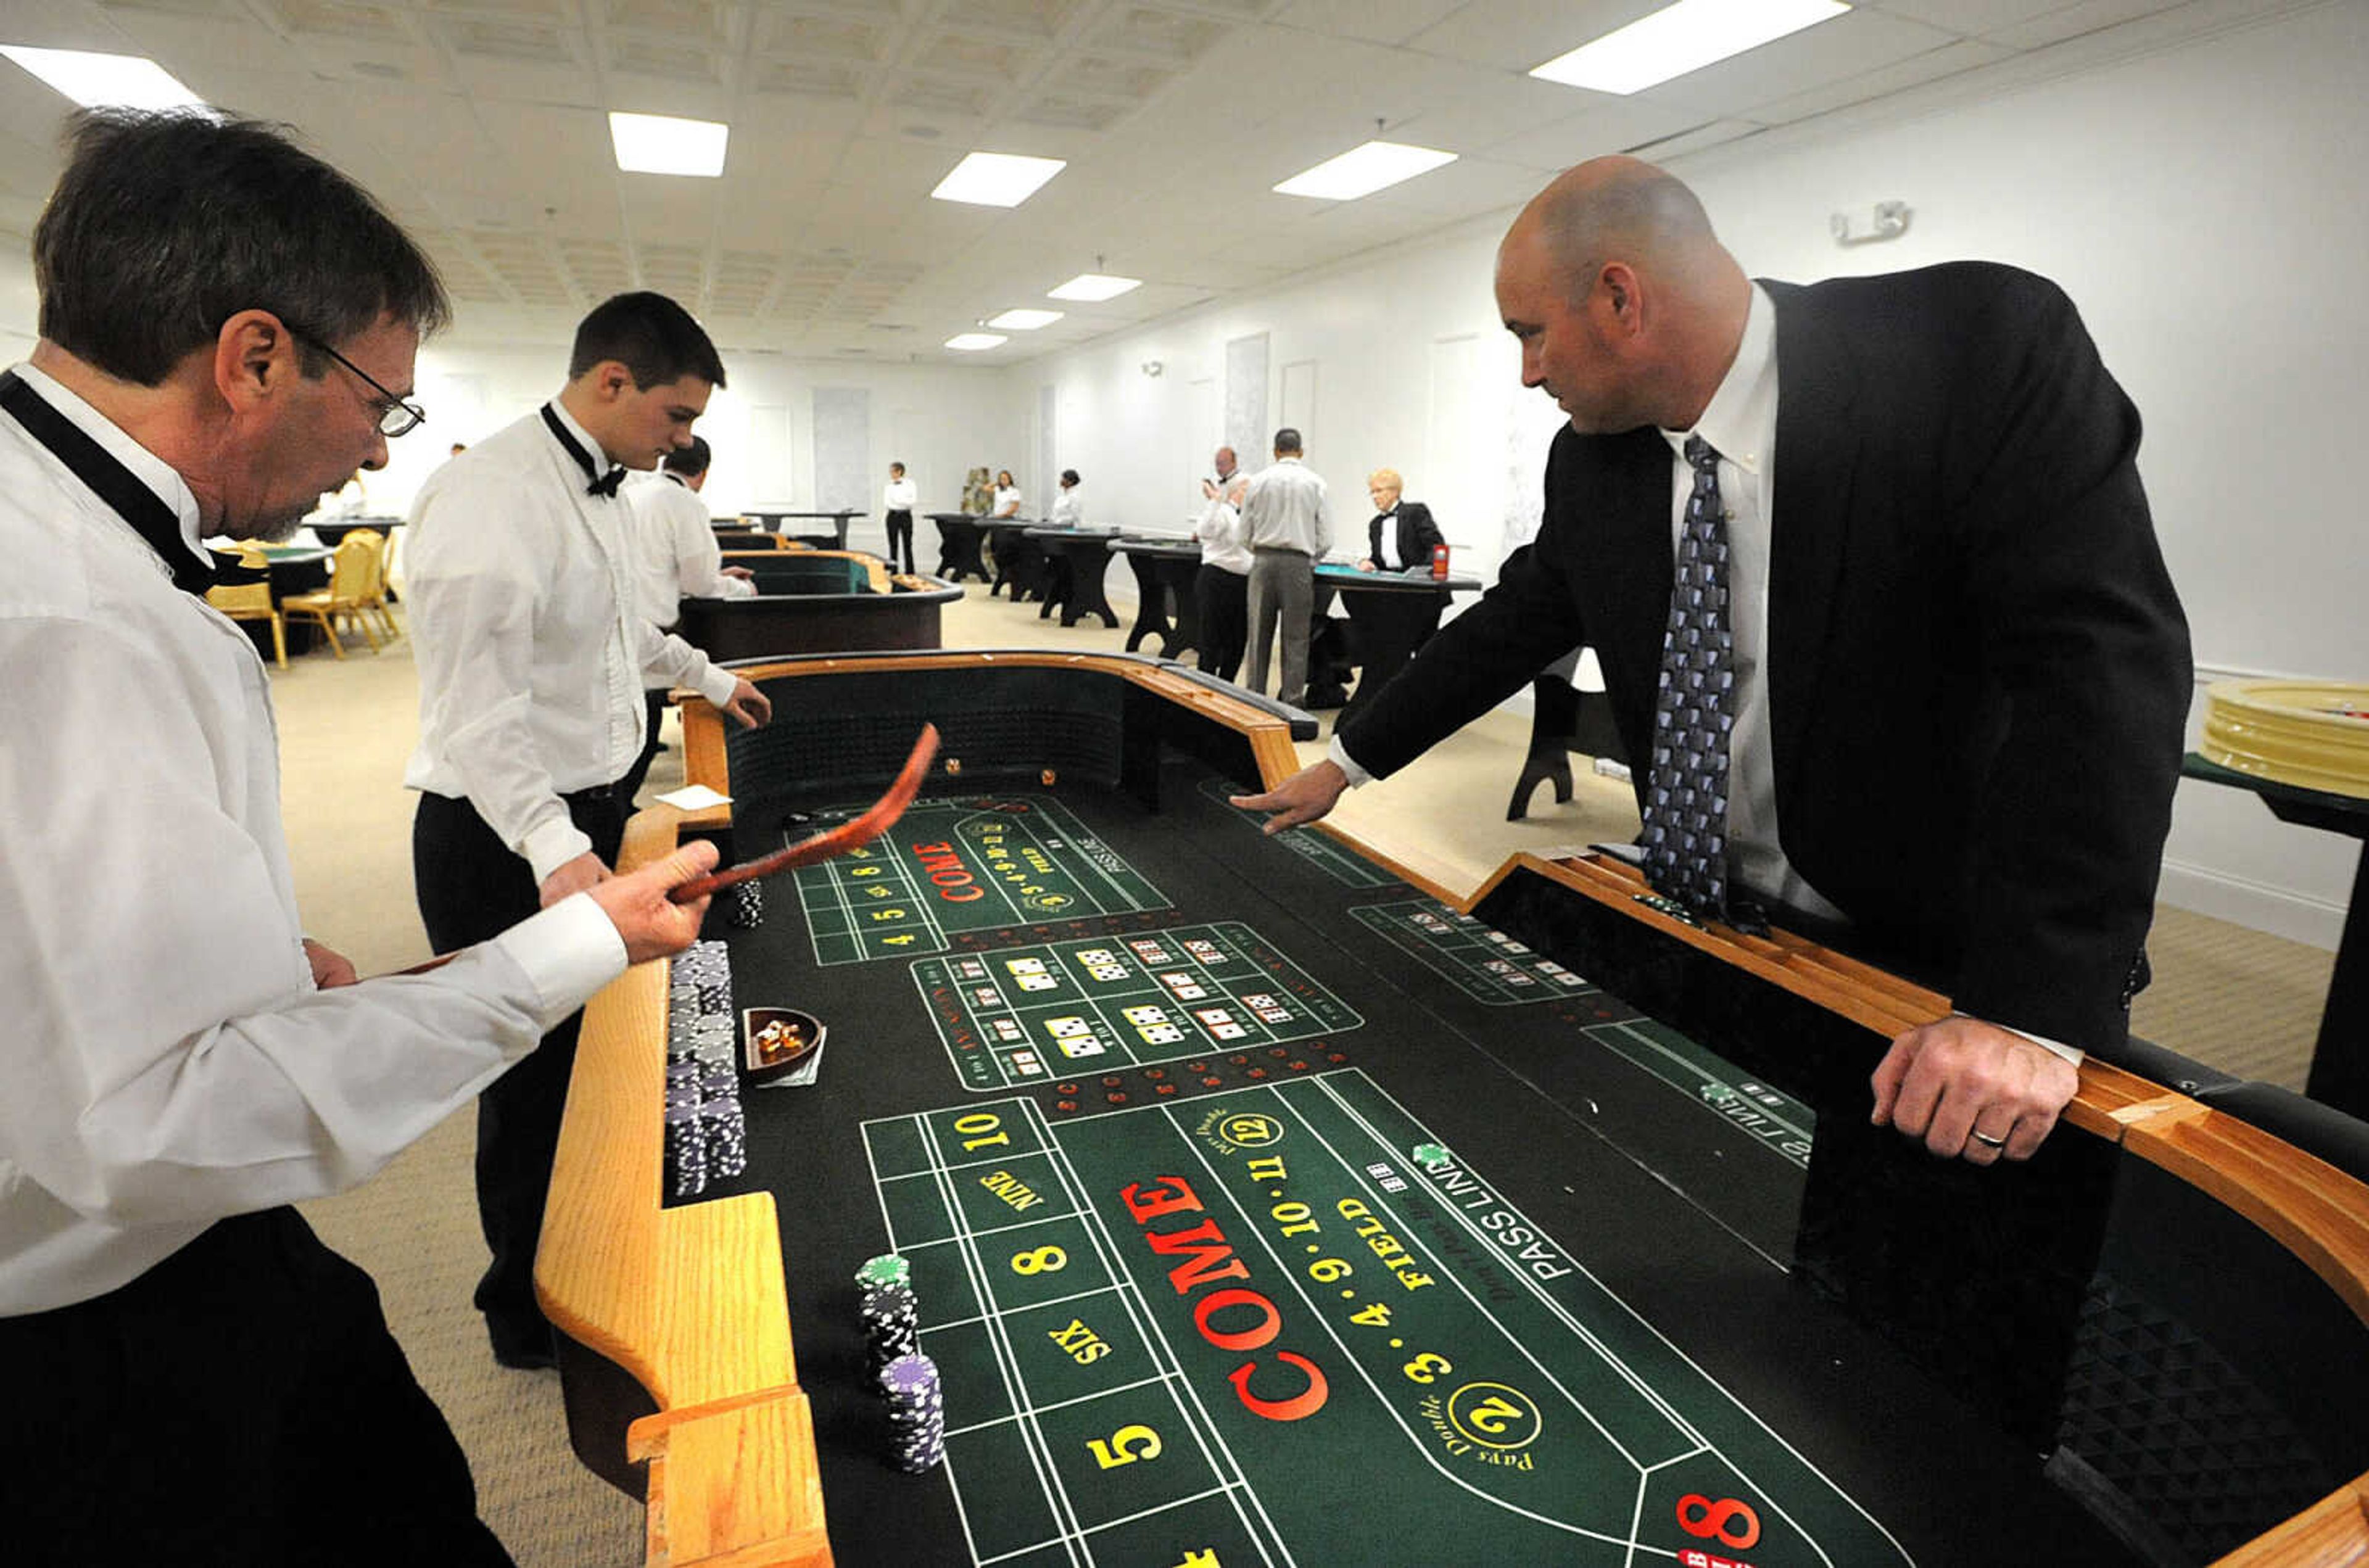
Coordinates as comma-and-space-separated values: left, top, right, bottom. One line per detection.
1009, 1, 2368, 947
366, 343, 1020, 561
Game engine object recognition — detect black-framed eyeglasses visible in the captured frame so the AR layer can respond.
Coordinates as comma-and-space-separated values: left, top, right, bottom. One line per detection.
292, 328, 426, 438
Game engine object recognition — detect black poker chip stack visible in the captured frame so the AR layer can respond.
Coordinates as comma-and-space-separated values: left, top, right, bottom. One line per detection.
880, 1352, 945, 1474
728, 879, 764, 929
664, 940, 746, 1198
861, 1282, 920, 1385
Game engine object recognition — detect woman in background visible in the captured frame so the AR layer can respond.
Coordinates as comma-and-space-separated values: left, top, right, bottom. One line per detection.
882, 461, 917, 572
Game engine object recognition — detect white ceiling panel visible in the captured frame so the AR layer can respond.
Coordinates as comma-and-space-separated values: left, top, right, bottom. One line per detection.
1746, 35, 2012, 125
1636, 9, 1962, 118
1407, 0, 1661, 73
1472, 94, 1707, 167
1270, 0, 1467, 46
1863, 0, 2074, 32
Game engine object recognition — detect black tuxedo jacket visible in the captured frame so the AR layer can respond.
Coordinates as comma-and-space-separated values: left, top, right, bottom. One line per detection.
1366, 502, 1444, 571
1341, 263, 2190, 1055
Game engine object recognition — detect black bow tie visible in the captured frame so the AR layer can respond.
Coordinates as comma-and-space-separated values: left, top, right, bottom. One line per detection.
540, 404, 624, 498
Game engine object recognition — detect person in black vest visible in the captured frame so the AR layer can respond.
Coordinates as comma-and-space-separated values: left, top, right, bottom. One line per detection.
1357, 467, 1444, 573
0, 108, 724, 1567
1235, 155, 2189, 1168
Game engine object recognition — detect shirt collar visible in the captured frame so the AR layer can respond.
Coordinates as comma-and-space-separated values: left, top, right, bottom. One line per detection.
7, 360, 208, 576
1662, 281, 1776, 476
542, 398, 623, 487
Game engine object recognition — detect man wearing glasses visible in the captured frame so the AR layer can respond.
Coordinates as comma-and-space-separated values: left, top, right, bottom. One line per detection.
0, 111, 724, 1565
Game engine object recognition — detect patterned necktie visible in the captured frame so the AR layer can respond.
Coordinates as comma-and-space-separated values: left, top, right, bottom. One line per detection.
1641, 435, 1735, 922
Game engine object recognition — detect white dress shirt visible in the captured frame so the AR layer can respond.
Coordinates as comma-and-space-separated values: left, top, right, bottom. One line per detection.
625, 471, 754, 650
0, 362, 627, 1315
883, 477, 918, 512
1049, 486, 1083, 527
1194, 478, 1251, 575
403, 402, 740, 883
1375, 505, 1405, 570
992, 484, 1023, 518
1240, 456, 1331, 556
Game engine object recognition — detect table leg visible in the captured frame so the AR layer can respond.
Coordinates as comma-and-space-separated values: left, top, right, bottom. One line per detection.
1508, 676, 1581, 822
2304, 844, 2369, 1120
1124, 556, 1170, 653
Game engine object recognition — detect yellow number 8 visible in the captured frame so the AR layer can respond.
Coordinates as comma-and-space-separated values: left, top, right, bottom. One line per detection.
1011, 1245, 1068, 1276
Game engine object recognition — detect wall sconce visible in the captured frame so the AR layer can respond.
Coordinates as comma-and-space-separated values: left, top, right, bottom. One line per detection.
1140, 360, 1164, 378
1830, 200, 1911, 246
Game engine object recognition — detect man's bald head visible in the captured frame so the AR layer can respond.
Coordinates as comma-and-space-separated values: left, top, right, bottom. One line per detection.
1495, 157, 1750, 434
1513, 156, 1727, 305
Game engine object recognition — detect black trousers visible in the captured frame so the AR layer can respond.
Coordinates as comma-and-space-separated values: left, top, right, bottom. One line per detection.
616, 687, 670, 811
1195, 564, 1249, 684
884, 509, 916, 574
412, 786, 624, 1358
0, 1208, 513, 1566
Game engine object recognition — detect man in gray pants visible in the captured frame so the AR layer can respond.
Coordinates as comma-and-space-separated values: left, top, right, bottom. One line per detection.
1239, 427, 1333, 707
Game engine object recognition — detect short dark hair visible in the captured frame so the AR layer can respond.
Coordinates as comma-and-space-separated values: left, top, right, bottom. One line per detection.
662, 435, 713, 478
1060, 469, 1080, 486
568, 292, 726, 390
1274, 428, 1303, 455
33, 109, 449, 387
890, 461, 905, 474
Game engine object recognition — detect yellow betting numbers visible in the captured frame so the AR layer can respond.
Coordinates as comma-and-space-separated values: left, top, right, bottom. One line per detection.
1087, 1424, 1161, 1469
1011, 1245, 1068, 1276
1402, 1351, 1453, 1385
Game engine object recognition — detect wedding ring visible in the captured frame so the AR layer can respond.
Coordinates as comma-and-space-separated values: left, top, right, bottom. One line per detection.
1970, 1130, 2009, 1149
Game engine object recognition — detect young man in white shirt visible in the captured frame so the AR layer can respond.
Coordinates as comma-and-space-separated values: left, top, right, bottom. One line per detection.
0, 109, 723, 1567
882, 460, 919, 573
619, 434, 754, 806
404, 292, 772, 1371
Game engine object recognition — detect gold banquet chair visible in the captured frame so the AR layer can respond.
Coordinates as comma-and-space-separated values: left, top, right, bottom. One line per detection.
282, 532, 383, 658
204, 576, 287, 670
349, 527, 401, 642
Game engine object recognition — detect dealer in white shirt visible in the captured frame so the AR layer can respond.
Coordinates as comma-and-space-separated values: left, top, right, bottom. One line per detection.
403, 290, 771, 1371
618, 433, 754, 806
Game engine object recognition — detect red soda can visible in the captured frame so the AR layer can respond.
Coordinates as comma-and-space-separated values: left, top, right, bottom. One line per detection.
1431, 542, 1450, 580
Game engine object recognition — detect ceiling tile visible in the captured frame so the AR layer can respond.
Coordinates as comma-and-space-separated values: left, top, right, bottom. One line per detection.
1747, 35, 2012, 124
1408, 0, 1658, 73
1982, 0, 2181, 48
1269, 0, 1468, 47
1635, 9, 1963, 118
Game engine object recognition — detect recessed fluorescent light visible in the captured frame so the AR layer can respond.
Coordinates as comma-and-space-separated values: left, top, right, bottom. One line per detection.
1529, 0, 1850, 96
987, 308, 1064, 331
1048, 273, 1141, 303
932, 152, 1066, 208
0, 45, 204, 110
945, 332, 1008, 352
1274, 140, 1457, 202
608, 111, 728, 176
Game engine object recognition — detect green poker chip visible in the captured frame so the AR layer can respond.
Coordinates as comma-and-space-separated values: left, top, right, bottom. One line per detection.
855, 1253, 911, 1290
1411, 1143, 1449, 1168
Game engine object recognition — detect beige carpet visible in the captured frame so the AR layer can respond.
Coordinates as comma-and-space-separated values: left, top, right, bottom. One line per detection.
274, 582, 2333, 1565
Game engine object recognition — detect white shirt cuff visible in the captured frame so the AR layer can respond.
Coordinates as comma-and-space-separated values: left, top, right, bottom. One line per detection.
494, 891, 630, 1033
697, 663, 740, 709
522, 816, 595, 888
1326, 733, 1375, 787
1957, 1011, 2085, 1067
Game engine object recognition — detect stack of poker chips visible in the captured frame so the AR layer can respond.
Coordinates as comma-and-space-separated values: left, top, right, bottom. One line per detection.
728, 878, 764, 929
664, 940, 749, 1199
879, 1353, 945, 1474
856, 1254, 941, 1471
